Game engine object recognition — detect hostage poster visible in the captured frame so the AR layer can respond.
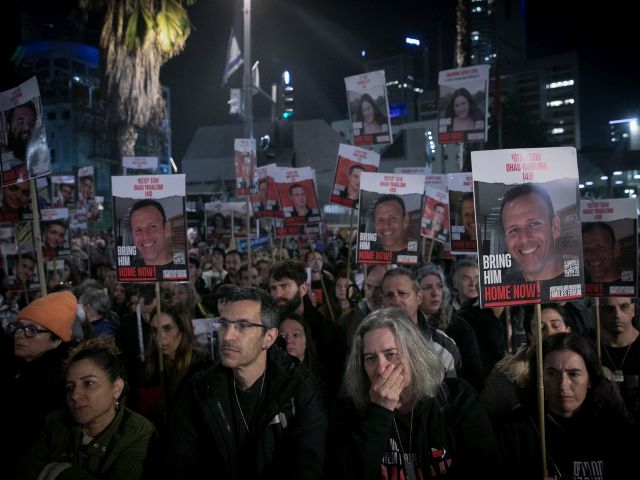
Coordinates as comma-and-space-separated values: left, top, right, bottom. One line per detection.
438, 65, 490, 144
0, 76, 51, 186
112, 174, 188, 283
421, 186, 449, 244
234, 138, 257, 197
448, 173, 477, 254
471, 147, 584, 307
345, 70, 392, 147
581, 198, 637, 297
250, 164, 282, 218
122, 156, 159, 175
273, 167, 322, 237
330, 144, 380, 209
357, 172, 423, 265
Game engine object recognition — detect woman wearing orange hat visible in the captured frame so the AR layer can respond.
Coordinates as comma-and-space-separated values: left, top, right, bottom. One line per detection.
1, 291, 78, 476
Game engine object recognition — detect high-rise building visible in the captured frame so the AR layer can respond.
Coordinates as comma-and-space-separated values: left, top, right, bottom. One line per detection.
364, 37, 429, 124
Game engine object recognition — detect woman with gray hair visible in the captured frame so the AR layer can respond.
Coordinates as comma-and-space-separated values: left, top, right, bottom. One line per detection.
79, 286, 119, 338
416, 263, 484, 391
333, 307, 501, 479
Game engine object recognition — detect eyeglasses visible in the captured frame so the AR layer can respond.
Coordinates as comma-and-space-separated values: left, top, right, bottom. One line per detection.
7, 322, 51, 338
215, 318, 269, 332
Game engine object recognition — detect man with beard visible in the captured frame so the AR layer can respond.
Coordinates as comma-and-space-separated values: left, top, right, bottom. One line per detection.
1, 102, 36, 165
269, 260, 347, 398
223, 250, 242, 285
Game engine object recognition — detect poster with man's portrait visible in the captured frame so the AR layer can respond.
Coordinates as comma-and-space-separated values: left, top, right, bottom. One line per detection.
122, 156, 159, 175
330, 144, 380, 210
250, 163, 282, 219
448, 173, 477, 254
274, 167, 322, 228
421, 187, 450, 244
580, 198, 638, 297
77, 166, 95, 206
345, 70, 392, 147
0, 181, 33, 223
68, 206, 88, 235
51, 175, 76, 208
471, 147, 584, 306
234, 138, 257, 197
205, 201, 256, 241
357, 172, 423, 265
438, 65, 490, 144
0, 76, 51, 186
40, 208, 71, 258
4, 252, 40, 292
112, 174, 188, 283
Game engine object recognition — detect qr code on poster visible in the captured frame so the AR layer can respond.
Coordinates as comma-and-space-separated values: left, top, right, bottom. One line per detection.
564, 259, 580, 277
173, 252, 186, 265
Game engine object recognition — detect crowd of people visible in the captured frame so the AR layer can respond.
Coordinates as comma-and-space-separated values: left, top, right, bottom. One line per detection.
0, 226, 637, 479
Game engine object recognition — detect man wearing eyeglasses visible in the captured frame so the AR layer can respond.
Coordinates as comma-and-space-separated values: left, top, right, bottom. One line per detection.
164, 286, 328, 478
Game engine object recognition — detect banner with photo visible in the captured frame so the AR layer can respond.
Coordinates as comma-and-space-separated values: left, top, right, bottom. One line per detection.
1, 221, 39, 292
51, 175, 76, 208
68, 206, 88, 235
330, 144, 380, 209
234, 138, 257, 197
112, 174, 188, 283
421, 186, 449, 244
274, 166, 322, 228
438, 65, 490, 144
250, 163, 282, 218
205, 201, 256, 241
357, 172, 423, 265
0, 76, 51, 186
40, 208, 71, 258
77, 165, 95, 206
345, 70, 392, 146
448, 173, 477, 254
122, 156, 158, 175
581, 198, 638, 297
471, 147, 584, 307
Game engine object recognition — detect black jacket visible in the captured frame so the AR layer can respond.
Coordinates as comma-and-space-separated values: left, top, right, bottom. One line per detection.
332, 377, 502, 479
163, 346, 328, 479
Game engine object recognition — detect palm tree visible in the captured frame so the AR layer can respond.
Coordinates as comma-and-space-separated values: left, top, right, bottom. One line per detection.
455, 0, 469, 68
79, 0, 195, 158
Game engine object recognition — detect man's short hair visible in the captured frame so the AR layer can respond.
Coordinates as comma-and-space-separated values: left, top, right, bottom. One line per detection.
434, 203, 445, 211
6, 101, 36, 125
225, 286, 279, 329
460, 192, 474, 206
349, 164, 365, 175
374, 194, 406, 216
225, 249, 242, 260
129, 199, 166, 224
212, 247, 226, 258
288, 184, 304, 196
500, 183, 555, 221
582, 221, 616, 244
453, 258, 479, 280
381, 267, 419, 294
269, 259, 307, 286
45, 219, 68, 230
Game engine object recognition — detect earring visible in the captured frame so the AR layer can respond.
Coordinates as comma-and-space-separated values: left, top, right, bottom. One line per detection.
114, 399, 120, 411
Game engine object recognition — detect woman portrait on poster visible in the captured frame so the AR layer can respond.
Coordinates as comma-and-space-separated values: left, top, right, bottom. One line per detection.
356, 93, 389, 135
445, 88, 484, 132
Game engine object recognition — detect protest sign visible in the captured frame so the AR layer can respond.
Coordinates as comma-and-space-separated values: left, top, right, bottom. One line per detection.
421, 187, 450, 244
0, 76, 51, 186
438, 65, 490, 144
112, 174, 188, 282
345, 70, 392, 146
472, 147, 584, 306
250, 163, 282, 218
330, 144, 380, 209
51, 175, 76, 208
234, 138, 257, 197
122, 156, 159, 175
448, 173, 477, 254
357, 172, 423, 265
274, 166, 322, 234
40, 208, 70, 258
581, 198, 638, 297
77, 166, 95, 206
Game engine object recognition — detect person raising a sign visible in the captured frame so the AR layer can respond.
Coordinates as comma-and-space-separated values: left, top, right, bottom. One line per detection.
500, 183, 564, 282
130, 199, 173, 266
374, 194, 409, 252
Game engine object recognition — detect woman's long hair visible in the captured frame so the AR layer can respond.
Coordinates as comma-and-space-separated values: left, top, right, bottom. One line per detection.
145, 303, 201, 396
445, 87, 484, 121
415, 263, 453, 331
344, 307, 444, 409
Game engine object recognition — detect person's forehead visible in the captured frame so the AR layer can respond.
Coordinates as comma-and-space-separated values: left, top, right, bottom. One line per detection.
540, 308, 564, 323
502, 192, 550, 217
420, 273, 442, 285
457, 266, 478, 277
383, 274, 413, 290
375, 200, 403, 215
225, 299, 261, 320
601, 297, 634, 307
13, 105, 35, 119
131, 205, 163, 221
583, 228, 614, 244
280, 318, 304, 331
270, 277, 296, 286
